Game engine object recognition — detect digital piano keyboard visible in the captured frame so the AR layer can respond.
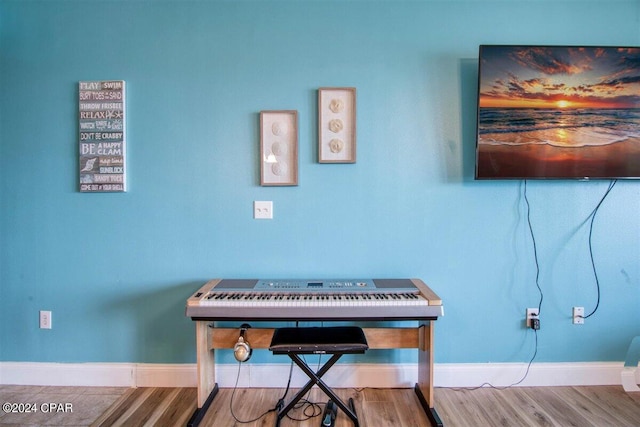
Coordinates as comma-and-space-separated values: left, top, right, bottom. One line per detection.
185, 278, 444, 427
186, 278, 444, 320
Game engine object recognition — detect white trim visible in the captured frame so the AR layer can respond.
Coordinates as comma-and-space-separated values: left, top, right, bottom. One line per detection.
217, 363, 418, 389
0, 361, 628, 388
0, 362, 134, 387
434, 362, 627, 388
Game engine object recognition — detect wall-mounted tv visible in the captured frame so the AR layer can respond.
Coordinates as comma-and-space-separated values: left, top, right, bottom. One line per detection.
475, 45, 640, 180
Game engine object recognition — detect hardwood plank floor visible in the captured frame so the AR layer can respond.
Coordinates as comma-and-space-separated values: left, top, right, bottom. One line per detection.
437, 386, 640, 427
2, 385, 640, 426
0, 385, 128, 426
93, 386, 640, 426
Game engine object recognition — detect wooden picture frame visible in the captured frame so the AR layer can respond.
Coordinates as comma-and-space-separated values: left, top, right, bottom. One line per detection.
318, 87, 356, 163
260, 110, 298, 186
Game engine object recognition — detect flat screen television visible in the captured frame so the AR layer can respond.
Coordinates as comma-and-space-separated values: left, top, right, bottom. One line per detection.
475, 45, 640, 180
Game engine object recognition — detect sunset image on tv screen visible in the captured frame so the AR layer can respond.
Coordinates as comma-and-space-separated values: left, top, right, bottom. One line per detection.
476, 45, 640, 179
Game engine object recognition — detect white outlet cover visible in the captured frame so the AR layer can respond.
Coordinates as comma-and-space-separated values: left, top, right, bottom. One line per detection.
573, 307, 585, 324
39, 310, 52, 329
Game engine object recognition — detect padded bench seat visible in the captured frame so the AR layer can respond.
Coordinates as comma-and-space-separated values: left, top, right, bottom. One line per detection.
269, 326, 369, 354
269, 326, 368, 427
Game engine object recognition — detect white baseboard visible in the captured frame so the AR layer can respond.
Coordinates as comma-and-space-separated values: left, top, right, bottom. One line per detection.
218, 363, 419, 389
434, 362, 632, 387
0, 362, 135, 387
0, 361, 634, 389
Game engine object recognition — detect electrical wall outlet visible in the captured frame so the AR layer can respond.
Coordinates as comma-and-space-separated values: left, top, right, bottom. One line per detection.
39, 310, 52, 329
573, 307, 584, 324
526, 308, 539, 329
254, 201, 273, 219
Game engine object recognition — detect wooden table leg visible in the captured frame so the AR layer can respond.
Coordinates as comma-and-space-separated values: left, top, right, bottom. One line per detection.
187, 321, 219, 427
415, 321, 443, 427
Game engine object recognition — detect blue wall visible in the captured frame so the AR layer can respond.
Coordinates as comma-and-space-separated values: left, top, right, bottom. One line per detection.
1, 0, 639, 366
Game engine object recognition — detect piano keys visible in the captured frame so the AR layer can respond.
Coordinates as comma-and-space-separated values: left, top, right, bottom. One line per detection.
186, 278, 444, 320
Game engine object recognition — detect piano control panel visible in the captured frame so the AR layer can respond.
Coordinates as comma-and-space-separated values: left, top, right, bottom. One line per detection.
208, 279, 418, 292
256, 280, 375, 291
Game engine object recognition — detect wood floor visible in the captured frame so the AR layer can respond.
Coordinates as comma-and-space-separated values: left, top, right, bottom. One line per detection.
2, 385, 640, 426
92, 386, 640, 427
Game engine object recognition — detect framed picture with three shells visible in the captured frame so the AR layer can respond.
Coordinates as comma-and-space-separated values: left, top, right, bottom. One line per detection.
318, 87, 356, 163
260, 110, 298, 186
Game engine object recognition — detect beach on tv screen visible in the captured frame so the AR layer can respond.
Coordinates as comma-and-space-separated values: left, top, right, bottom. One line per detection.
476, 45, 640, 179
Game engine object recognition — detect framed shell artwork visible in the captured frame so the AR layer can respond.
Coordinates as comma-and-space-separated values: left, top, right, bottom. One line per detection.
260, 110, 298, 186
318, 87, 356, 163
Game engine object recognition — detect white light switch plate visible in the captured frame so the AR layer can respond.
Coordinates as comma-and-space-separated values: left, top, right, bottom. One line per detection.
254, 201, 273, 219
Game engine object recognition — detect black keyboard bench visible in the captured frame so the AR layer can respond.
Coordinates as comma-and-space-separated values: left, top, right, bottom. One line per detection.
269, 326, 369, 427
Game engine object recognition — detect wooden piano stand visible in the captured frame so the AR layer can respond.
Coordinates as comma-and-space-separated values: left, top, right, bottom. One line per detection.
187, 322, 443, 427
